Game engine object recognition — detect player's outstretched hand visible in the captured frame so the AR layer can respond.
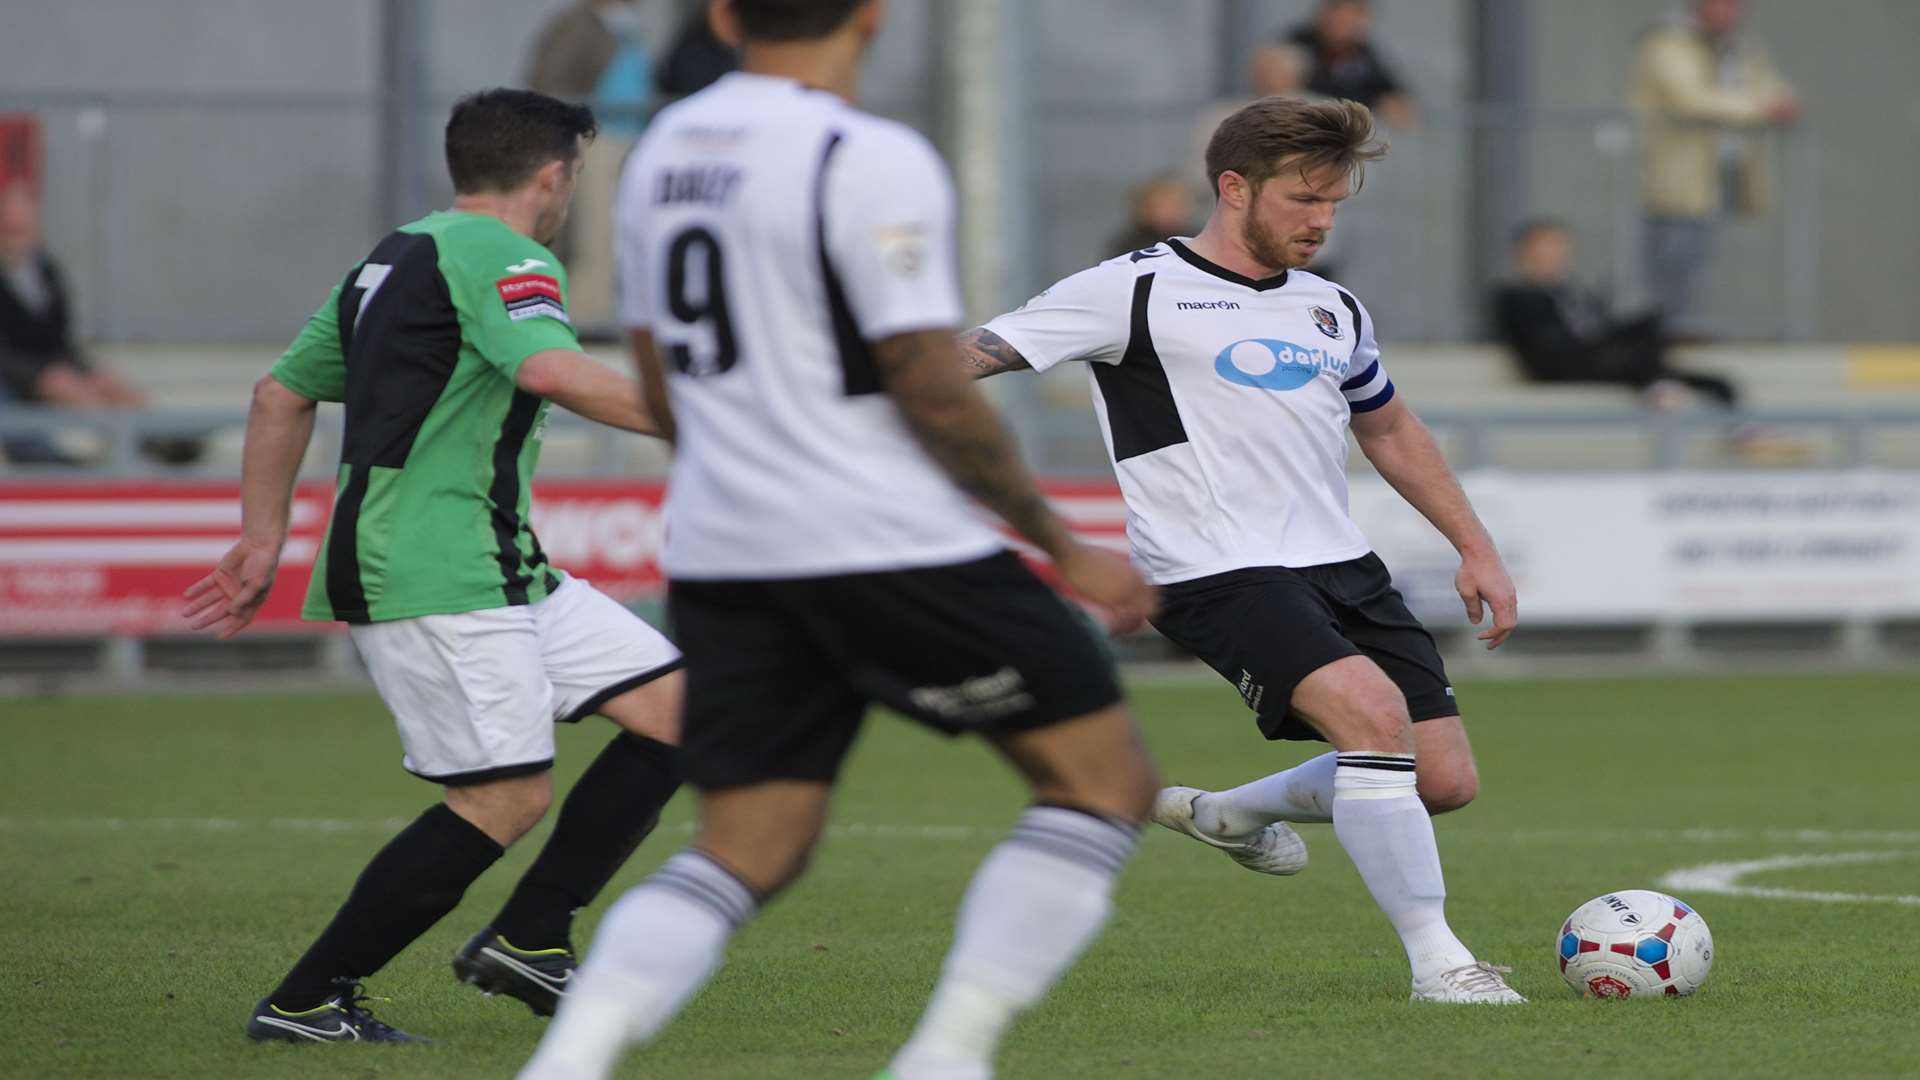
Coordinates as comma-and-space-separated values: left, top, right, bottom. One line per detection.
1053, 540, 1159, 634
1456, 549, 1517, 650
182, 538, 281, 640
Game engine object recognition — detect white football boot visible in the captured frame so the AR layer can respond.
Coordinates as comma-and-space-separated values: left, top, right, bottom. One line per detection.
1150, 786, 1308, 875
1410, 962, 1527, 1004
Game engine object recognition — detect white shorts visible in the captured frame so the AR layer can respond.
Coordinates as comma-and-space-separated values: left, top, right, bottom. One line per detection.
349, 576, 682, 785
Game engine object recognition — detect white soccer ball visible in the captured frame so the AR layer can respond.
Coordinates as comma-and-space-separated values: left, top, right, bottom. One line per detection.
1557, 889, 1714, 999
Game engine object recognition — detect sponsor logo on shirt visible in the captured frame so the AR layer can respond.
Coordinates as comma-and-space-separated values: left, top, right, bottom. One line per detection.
872, 223, 928, 278
1310, 305, 1344, 339
496, 274, 570, 325
1175, 300, 1241, 311
1214, 337, 1348, 392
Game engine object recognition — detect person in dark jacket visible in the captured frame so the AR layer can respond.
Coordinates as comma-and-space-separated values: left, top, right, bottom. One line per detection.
0, 184, 143, 408
1492, 219, 1737, 409
1284, 0, 1416, 128
0, 183, 200, 463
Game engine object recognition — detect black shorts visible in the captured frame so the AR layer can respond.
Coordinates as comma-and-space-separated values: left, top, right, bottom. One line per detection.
668, 551, 1124, 790
1150, 553, 1457, 741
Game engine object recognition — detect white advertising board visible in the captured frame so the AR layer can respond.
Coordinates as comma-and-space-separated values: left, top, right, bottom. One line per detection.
1350, 471, 1920, 624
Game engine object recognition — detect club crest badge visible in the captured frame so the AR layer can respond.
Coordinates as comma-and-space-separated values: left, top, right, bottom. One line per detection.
1309, 305, 1343, 340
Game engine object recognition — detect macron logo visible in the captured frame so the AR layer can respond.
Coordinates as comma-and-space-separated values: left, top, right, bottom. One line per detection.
506, 258, 550, 273
1177, 300, 1240, 311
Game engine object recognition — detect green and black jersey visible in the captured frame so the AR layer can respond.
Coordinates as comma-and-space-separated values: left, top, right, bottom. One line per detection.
272, 211, 580, 623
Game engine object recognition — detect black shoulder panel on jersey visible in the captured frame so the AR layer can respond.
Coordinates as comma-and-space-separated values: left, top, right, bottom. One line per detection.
1333, 287, 1365, 343
488, 389, 544, 607
813, 131, 884, 396
336, 230, 462, 469
1092, 272, 1188, 461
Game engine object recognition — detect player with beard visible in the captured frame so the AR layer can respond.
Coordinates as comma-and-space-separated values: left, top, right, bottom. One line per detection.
960, 96, 1525, 1003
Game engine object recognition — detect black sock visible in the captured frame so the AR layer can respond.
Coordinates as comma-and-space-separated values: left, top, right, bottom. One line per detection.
490, 732, 681, 951
270, 802, 504, 1011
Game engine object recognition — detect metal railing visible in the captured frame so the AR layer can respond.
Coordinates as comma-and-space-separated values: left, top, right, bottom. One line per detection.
0, 88, 1827, 345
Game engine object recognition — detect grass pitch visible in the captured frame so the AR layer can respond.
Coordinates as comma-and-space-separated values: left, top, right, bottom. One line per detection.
4, 673, 1918, 1079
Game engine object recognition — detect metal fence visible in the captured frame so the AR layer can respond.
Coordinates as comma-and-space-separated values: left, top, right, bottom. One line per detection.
0, 88, 1824, 346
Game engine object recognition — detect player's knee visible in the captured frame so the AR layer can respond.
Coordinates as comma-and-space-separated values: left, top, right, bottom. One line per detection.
1419, 761, 1479, 814
444, 774, 553, 847
1326, 688, 1412, 752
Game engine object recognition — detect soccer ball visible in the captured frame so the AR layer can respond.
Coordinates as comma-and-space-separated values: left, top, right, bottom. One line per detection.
1557, 890, 1713, 999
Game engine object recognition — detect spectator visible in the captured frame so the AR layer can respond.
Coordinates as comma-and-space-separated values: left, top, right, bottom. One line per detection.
1492, 219, 1738, 410
655, 5, 737, 102
1106, 174, 1197, 259
0, 183, 199, 464
0, 184, 140, 410
1189, 43, 1318, 178
524, 0, 657, 331
1285, 0, 1416, 129
1188, 45, 1351, 279
1630, 0, 1797, 337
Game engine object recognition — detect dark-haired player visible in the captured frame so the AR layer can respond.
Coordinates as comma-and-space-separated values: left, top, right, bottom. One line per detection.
520, 1, 1161, 1077
185, 89, 685, 1042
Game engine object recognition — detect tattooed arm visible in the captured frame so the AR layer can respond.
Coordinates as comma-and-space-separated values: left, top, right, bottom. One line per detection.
956, 327, 1032, 380
874, 328, 1155, 623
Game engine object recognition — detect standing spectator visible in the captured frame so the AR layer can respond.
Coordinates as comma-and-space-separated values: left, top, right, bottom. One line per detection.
524, 0, 657, 331
1630, 0, 1797, 337
655, 4, 737, 102
1285, 0, 1416, 129
1106, 174, 1198, 259
1491, 219, 1738, 409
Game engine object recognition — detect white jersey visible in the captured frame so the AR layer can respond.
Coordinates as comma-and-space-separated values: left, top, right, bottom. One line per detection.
981, 239, 1395, 584
615, 73, 1002, 580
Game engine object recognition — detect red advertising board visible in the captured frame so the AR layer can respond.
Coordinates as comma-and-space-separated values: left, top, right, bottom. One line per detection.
0, 479, 1129, 636
0, 115, 40, 193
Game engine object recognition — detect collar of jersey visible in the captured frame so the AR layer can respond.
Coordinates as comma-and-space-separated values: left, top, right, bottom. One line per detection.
722, 70, 835, 97
1166, 239, 1290, 292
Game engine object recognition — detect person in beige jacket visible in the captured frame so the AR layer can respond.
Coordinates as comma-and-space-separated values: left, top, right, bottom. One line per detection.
1630, 0, 1797, 334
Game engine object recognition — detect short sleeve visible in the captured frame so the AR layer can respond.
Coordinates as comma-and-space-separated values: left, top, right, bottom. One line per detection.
269, 283, 347, 402
613, 143, 655, 329
978, 263, 1133, 373
1335, 288, 1395, 413
823, 126, 965, 339
464, 236, 582, 379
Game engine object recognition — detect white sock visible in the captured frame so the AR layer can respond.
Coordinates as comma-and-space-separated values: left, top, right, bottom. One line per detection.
889, 806, 1139, 1080
1330, 752, 1475, 983
1193, 751, 1338, 836
518, 851, 756, 1080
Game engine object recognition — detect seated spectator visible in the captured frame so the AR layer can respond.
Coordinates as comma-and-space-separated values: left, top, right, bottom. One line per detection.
1285, 0, 1416, 129
0, 183, 199, 463
1106, 174, 1197, 259
1492, 219, 1738, 410
0, 184, 142, 409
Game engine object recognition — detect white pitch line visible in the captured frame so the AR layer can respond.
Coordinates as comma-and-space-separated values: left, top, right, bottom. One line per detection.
1658, 850, 1920, 906
3, 818, 1918, 847
0, 816, 983, 840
